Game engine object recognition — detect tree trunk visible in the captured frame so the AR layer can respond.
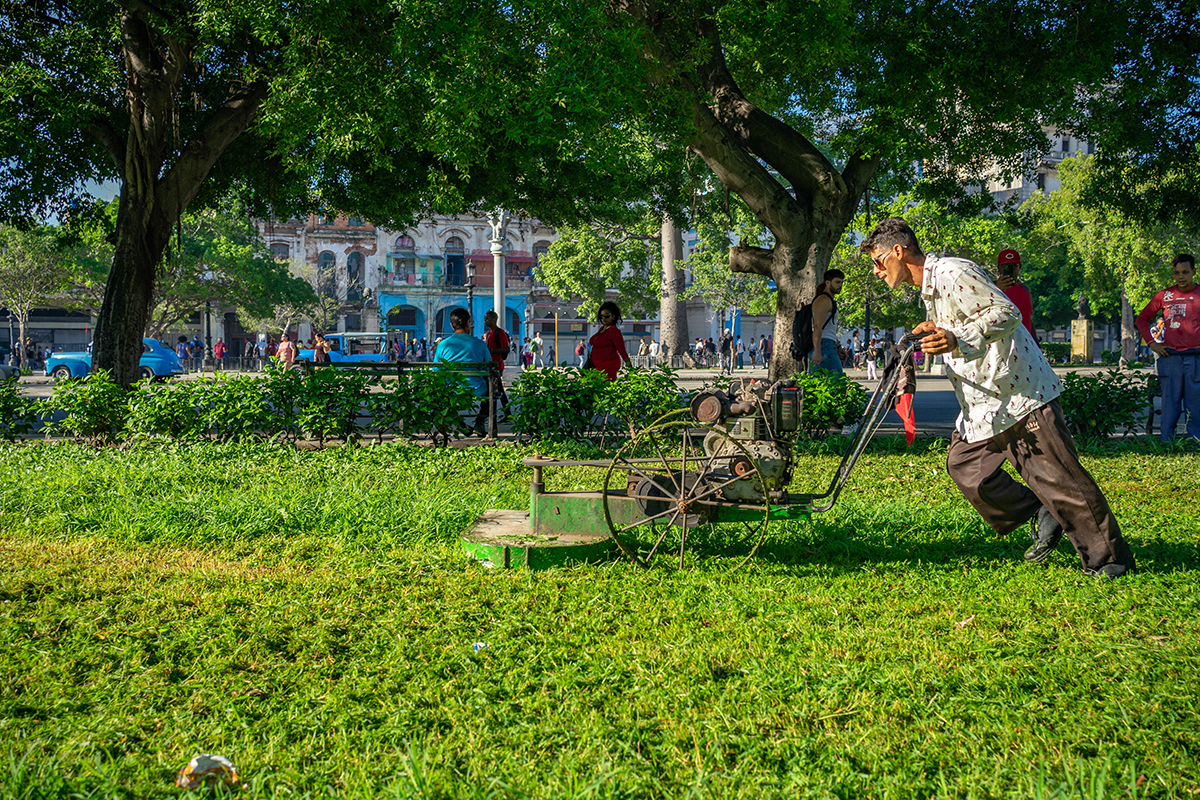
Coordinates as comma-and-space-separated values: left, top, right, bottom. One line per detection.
1120, 285, 1137, 363
87, 9, 268, 388
16, 313, 29, 370
659, 213, 689, 362
93, 195, 168, 386
615, 1, 877, 383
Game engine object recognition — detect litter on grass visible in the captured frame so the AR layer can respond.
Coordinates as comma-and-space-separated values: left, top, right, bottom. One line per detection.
176, 754, 239, 790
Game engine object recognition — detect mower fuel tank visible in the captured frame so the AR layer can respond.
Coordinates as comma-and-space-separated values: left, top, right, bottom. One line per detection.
772, 385, 802, 432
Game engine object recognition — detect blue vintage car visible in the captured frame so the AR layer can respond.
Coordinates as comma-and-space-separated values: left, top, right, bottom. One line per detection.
296, 332, 393, 363
45, 338, 185, 381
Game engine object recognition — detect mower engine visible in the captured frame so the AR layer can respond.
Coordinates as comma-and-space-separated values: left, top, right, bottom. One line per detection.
688, 380, 801, 502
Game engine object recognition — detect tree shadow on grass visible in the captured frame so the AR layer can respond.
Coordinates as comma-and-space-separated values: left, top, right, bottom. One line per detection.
690, 513, 1200, 576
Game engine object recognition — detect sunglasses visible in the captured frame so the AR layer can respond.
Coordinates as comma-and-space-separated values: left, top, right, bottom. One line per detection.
871, 245, 905, 270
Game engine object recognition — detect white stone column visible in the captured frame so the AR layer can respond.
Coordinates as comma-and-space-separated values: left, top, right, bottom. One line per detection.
488, 210, 510, 328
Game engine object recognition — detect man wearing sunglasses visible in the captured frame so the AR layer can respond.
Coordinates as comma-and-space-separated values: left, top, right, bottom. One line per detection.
860, 217, 1136, 579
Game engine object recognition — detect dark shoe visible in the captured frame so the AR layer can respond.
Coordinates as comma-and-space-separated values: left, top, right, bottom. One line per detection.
1084, 563, 1137, 580
1024, 505, 1064, 564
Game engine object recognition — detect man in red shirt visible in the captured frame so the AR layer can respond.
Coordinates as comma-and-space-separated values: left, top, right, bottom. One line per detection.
482, 310, 512, 421
1136, 254, 1200, 443
995, 249, 1034, 336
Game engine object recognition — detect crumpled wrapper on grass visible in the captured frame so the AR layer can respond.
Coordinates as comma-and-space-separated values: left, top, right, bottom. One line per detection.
175, 754, 240, 790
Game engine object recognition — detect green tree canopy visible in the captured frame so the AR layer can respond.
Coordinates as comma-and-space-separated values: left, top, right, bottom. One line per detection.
590, 0, 1156, 376
0, 0, 684, 386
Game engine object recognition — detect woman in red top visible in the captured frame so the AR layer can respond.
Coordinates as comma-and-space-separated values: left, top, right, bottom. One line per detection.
588, 301, 631, 380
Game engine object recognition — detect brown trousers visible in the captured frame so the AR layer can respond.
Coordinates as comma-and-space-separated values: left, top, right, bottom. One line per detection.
946, 399, 1135, 572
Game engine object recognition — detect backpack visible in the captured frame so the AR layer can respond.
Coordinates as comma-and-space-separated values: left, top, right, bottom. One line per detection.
790, 291, 837, 361
575, 342, 585, 356
529, 338, 540, 354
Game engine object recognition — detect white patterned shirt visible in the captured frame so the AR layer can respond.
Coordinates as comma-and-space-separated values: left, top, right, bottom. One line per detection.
920, 254, 1062, 442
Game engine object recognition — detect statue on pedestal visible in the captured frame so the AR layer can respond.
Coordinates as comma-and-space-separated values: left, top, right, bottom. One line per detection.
1076, 295, 1090, 320
488, 210, 510, 245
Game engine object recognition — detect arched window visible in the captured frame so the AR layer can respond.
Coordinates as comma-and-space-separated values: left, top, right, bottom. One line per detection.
316, 251, 337, 300
532, 241, 551, 281
444, 237, 466, 286
435, 306, 468, 334
388, 307, 417, 327
395, 235, 415, 250
270, 243, 290, 258
346, 252, 364, 302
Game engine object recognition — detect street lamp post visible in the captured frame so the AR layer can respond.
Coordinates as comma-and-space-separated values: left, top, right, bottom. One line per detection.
204, 298, 214, 370
202, 266, 215, 371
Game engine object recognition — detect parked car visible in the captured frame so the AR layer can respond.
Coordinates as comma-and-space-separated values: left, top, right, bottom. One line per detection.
297, 332, 392, 363
45, 338, 185, 381
0, 362, 14, 381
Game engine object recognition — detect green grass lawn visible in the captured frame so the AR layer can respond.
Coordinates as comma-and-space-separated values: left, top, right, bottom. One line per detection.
1, 439, 1197, 799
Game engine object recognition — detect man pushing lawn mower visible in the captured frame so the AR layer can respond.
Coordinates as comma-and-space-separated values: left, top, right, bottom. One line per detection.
861, 217, 1137, 579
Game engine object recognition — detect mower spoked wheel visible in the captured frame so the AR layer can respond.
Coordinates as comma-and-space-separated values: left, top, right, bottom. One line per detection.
601, 413, 771, 568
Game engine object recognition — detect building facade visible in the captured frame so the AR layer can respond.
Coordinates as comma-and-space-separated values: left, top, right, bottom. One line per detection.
256, 213, 716, 359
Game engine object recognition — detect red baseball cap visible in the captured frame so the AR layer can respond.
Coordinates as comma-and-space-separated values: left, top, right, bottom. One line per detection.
998, 249, 1021, 265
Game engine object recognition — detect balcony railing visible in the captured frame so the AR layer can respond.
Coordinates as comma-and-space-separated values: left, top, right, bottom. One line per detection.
379, 274, 534, 291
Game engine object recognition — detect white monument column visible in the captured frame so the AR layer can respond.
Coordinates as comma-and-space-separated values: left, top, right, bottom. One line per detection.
488, 210, 510, 329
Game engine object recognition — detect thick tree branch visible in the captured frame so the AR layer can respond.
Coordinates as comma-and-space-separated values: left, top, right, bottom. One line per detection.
692, 27, 841, 205
841, 151, 881, 207
85, 116, 127, 177
688, 99, 800, 241
729, 243, 774, 277
155, 79, 269, 226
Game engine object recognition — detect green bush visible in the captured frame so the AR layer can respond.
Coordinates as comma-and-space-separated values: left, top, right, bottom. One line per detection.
199, 373, 275, 442
124, 379, 208, 440
1040, 342, 1070, 364
42, 369, 128, 443
365, 369, 492, 444
1059, 369, 1154, 442
0, 375, 38, 440
405, 368, 480, 443
293, 367, 377, 444
599, 364, 688, 435
510, 367, 616, 441
793, 370, 870, 439
260, 363, 304, 440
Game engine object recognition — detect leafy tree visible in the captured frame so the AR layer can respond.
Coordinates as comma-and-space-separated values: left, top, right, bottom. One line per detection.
536, 189, 775, 343
682, 191, 775, 322
55, 199, 317, 339
0, 225, 71, 367
145, 204, 316, 338
536, 216, 663, 321
239, 256, 335, 339
1023, 156, 1200, 359
608, 0, 1151, 377
1068, 2, 1200, 228
0, 0, 683, 387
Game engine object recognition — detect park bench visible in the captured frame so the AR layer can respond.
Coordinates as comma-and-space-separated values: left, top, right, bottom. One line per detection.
295, 359, 502, 439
